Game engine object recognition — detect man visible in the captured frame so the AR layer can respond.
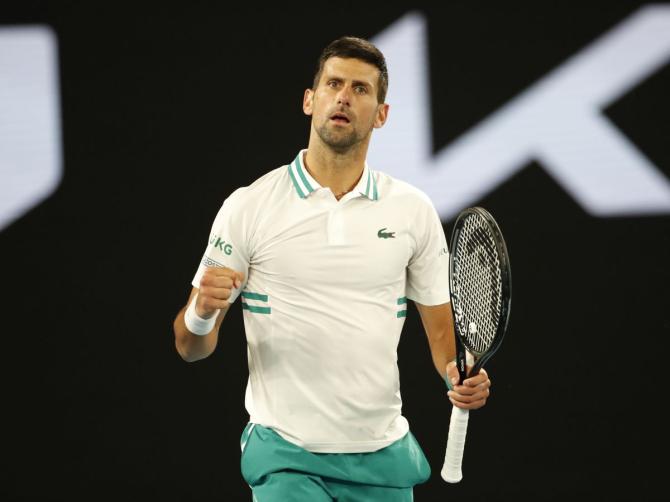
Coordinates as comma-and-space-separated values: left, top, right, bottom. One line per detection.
173, 36, 491, 501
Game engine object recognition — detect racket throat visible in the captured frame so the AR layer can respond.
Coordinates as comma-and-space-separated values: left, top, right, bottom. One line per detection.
455, 340, 476, 383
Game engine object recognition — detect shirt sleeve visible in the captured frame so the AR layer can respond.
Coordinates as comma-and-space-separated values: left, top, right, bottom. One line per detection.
405, 195, 451, 306
191, 190, 250, 304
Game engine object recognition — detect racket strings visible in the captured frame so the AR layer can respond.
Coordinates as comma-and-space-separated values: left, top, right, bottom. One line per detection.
452, 215, 503, 353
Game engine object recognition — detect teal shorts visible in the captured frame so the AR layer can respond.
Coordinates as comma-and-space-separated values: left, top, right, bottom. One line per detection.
240, 423, 431, 501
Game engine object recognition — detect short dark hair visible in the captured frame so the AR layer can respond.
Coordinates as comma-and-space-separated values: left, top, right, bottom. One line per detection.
312, 36, 389, 104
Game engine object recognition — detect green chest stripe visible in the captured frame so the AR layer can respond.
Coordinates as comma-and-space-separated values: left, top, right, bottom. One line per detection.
241, 291, 271, 314
242, 303, 272, 314
241, 291, 269, 302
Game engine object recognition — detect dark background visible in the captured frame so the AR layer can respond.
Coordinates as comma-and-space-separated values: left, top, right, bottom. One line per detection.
1, 2, 669, 501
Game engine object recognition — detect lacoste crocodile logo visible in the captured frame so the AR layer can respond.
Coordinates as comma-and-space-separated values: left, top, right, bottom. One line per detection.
377, 228, 396, 239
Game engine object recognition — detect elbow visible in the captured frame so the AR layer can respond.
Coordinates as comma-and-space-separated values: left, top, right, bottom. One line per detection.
175, 338, 206, 363
175, 339, 192, 362
176, 344, 195, 362
181, 353, 203, 363
174, 335, 215, 362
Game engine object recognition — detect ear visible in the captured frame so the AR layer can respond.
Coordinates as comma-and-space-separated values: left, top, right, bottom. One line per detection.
303, 88, 314, 116
373, 103, 389, 129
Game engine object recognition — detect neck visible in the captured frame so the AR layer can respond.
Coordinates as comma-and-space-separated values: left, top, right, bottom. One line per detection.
303, 137, 369, 198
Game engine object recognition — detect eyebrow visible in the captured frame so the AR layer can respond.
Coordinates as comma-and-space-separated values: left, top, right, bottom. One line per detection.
325, 76, 373, 89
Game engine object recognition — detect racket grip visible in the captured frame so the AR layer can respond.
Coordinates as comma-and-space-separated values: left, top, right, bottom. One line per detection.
441, 406, 470, 483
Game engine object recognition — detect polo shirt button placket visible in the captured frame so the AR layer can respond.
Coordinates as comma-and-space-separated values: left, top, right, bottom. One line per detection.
327, 205, 346, 246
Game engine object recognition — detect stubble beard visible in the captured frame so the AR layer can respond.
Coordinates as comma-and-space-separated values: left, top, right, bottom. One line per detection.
315, 119, 372, 155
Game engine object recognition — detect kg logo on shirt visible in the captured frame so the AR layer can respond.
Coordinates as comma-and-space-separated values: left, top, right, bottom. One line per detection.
209, 235, 233, 255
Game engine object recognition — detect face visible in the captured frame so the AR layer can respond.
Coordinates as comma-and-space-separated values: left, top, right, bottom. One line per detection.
303, 57, 389, 153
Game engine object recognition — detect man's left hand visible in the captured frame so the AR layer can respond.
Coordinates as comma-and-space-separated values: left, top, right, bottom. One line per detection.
445, 361, 491, 410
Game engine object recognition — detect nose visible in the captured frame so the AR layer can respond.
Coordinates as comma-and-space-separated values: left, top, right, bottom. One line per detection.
336, 85, 352, 106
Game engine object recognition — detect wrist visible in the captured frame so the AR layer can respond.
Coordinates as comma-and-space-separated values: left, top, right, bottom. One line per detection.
194, 301, 216, 319
184, 295, 218, 336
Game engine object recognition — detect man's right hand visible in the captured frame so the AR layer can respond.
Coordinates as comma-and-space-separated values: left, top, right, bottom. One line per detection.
196, 266, 245, 318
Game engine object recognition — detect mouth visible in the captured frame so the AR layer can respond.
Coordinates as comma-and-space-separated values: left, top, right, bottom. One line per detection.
330, 112, 351, 125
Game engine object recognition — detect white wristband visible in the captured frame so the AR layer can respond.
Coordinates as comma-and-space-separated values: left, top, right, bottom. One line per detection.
184, 295, 218, 336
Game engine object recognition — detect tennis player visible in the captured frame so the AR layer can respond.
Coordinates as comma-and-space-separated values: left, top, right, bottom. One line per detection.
173, 36, 491, 501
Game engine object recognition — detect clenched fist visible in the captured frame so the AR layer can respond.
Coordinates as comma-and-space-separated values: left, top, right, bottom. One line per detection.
196, 266, 245, 318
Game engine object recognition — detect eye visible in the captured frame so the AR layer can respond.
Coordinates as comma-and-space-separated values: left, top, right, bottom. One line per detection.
355, 86, 368, 94
327, 80, 339, 89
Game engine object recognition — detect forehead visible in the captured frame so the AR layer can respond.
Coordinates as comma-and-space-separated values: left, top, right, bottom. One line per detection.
319, 57, 380, 87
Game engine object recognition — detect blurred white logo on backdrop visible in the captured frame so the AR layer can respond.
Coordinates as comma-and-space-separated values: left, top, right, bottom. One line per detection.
369, 5, 670, 218
0, 26, 62, 232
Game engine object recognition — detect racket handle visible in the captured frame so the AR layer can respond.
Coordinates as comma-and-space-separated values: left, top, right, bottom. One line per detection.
441, 406, 470, 483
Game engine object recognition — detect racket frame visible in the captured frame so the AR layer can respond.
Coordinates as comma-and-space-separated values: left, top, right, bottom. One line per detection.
449, 206, 512, 381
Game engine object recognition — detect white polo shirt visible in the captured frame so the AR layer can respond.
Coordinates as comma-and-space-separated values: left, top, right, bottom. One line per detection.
192, 149, 450, 453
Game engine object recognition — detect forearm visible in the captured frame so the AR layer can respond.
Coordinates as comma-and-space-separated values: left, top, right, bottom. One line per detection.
173, 307, 221, 362
427, 327, 456, 381
416, 302, 457, 381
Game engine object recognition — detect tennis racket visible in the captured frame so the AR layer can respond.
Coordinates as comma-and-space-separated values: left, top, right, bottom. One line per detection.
441, 206, 512, 483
